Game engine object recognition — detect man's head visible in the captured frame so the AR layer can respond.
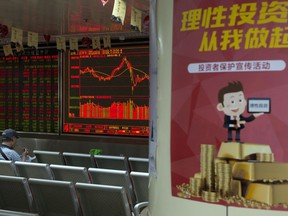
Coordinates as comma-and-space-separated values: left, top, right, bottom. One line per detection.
2, 129, 19, 147
217, 81, 247, 116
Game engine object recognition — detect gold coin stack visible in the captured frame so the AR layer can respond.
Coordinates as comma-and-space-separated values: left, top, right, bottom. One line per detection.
215, 160, 226, 192
201, 190, 219, 202
214, 159, 227, 174
189, 177, 202, 197
200, 144, 216, 191
216, 162, 232, 197
256, 153, 274, 162
215, 160, 226, 175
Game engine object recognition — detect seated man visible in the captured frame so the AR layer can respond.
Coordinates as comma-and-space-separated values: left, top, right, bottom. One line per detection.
0, 128, 31, 161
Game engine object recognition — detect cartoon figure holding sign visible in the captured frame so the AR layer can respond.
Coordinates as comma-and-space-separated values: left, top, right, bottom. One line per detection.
217, 81, 264, 142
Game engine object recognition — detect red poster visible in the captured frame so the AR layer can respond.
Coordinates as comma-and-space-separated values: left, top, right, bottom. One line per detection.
171, 0, 288, 209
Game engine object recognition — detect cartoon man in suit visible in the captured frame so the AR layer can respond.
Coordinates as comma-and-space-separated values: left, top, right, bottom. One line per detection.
217, 81, 263, 142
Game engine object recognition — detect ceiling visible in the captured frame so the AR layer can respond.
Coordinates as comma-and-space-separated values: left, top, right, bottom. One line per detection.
0, 0, 150, 45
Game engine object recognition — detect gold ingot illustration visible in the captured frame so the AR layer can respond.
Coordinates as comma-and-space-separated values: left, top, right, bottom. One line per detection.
176, 140, 288, 209
232, 162, 288, 181
217, 142, 272, 160
245, 182, 288, 206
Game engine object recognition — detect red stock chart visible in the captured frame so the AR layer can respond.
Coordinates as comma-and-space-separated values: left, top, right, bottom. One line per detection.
63, 46, 150, 136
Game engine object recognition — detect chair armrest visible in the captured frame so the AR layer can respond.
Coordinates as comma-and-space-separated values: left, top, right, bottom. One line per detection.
134, 201, 149, 216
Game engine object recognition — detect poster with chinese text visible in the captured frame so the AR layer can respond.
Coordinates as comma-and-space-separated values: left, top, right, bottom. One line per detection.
171, 0, 288, 210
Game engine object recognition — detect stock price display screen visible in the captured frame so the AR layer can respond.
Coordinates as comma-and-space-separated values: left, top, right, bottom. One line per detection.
0, 49, 59, 133
63, 46, 149, 137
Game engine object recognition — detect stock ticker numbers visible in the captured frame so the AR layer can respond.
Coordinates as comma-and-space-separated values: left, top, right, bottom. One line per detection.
63, 46, 150, 137
0, 49, 59, 133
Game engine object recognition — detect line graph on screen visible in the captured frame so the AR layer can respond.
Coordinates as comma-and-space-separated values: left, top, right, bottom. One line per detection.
80, 56, 149, 92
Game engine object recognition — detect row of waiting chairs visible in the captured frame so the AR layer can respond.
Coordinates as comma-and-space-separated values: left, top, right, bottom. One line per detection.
0, 160, 149, 205
33, 150, 149, 173
0, 174, 148, 216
